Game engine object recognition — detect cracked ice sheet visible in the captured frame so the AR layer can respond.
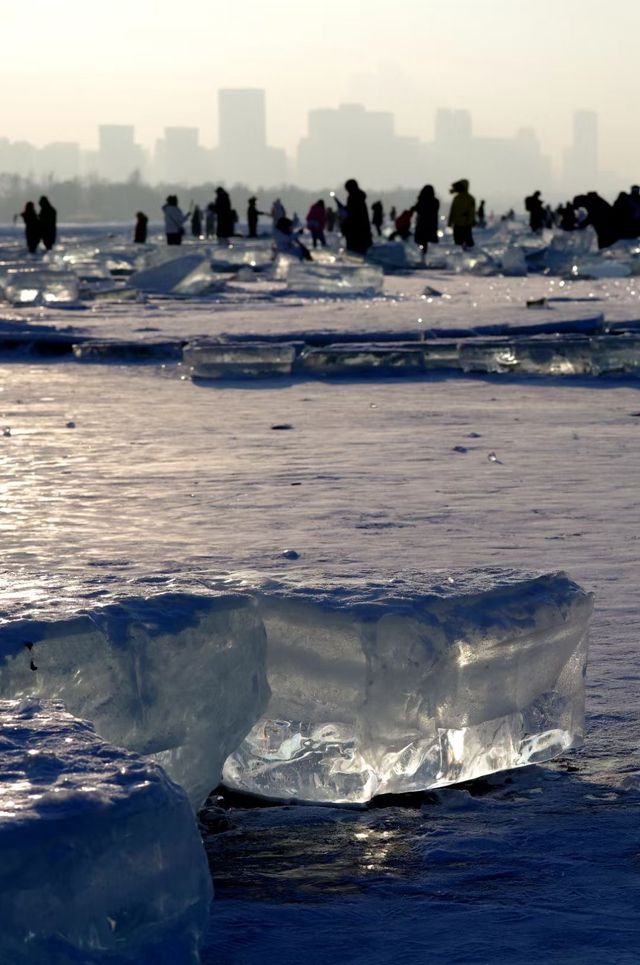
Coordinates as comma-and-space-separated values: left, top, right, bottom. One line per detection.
2, 272, 640, 345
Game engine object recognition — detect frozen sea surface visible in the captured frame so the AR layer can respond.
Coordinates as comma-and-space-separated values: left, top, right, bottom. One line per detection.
0, 224, 639, 962
0, 359, 638, 962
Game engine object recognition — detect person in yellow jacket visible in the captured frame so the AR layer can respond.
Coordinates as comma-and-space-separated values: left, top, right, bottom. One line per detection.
448, 179, 476, 249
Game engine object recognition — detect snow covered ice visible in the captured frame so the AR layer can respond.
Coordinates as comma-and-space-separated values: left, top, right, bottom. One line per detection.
0, 698, 211, 964
223, 572, 592, 803
0, 593, 270, 810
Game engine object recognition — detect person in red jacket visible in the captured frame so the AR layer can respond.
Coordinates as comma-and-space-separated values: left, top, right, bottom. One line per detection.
389, 208, 413, 241
306, 199, 327, 248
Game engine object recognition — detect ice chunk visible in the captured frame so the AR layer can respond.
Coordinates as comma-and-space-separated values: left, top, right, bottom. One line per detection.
459, 336, 594, 375
300, 344, 424, 375
445, 248, 498, 275
590, 334, 640, 375
458, 333, 640, 377
499, 246, 528, 276
73, 339, 182, 362
130, 254, 214, 295
286, 262, 384, 296
185, 341, 298, 378
0, 593, 269, 810
570, 259, 632, 279
0, 698, 211, 964
223, 572, 592, 803
365, 241, 410, 271
210, 245, 274, 272
2, 269, 79, 306
421, 340, 462, 369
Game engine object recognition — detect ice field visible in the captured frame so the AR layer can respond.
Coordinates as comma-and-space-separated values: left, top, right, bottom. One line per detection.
0, 220, 639, 963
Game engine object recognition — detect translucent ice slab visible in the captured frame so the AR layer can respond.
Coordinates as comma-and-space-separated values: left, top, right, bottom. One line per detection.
210, 244, 274, 272
460, 334, 640, 376
2, 269, 79, 306
366, 241, 423, 271
130, 254, 215, 295
285, 262, 384, 296
0, 698, 211, 964
223, 572, 592, 804
0, 593, 269, 810
300, 344, 424, 375
185, 341, 298, 378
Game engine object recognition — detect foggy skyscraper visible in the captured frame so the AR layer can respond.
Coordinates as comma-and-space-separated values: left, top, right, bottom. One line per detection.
563, 110, 598, 191
98, 125, 145, 181
214, 89, 286, 186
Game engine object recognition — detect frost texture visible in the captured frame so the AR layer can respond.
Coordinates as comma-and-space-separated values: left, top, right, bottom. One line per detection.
0, 698, 211, 964
0, 593, 269, 810
223, 573, 592, 804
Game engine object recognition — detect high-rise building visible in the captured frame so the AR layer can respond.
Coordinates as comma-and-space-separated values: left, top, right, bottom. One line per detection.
213, 88, 286, 186
97, 125, 145, 181
0, 138, 36, 176
36, 142, 81, 180
154, 127, 213, 184
296, 103, 425, 188
563, 110, 598, 191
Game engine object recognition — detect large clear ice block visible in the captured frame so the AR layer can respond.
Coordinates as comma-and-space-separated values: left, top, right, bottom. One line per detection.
223, 572, 592, 804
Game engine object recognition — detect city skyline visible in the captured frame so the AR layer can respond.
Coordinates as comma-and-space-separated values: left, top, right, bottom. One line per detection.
0, 92, 614, 202
1, 0, 639, 182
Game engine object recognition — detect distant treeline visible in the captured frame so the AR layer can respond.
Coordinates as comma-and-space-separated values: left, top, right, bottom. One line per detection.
0, 174, 426, 224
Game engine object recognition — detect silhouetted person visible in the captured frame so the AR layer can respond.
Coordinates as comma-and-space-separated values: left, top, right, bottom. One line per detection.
389, 208, 413, 241
628, 185, 640, 236
448, 179, 476, 249
273, 216, 312, 261
271, 197, 285, 228
389, 205, 397, 223
247, 197, 264, 238
214, 187, 233, 240
205, 203, 216, 239
162, 194, 188, 245
191, 204, 202, 238
39, 196, 57, 250
133, 211, 148, 244
573, 192, 618, 249
371, 200, 384, 236
414, 185, 440, 259
338, 179, 372, 254
544, 204, 555, 229
559, 202, 576, 232
325, 206, 336, 232
612, 192, 634, 239
525, 190, 545, 233
306, 199, 327, 248
21, 201, 41, 253
476, 200, 486, 229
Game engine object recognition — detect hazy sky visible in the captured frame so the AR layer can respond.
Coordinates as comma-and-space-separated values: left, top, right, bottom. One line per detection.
2, 0, 639, 176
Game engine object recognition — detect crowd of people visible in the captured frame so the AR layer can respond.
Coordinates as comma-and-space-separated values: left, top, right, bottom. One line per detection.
525, 186, 640, 249
18, 179, 640, 259
150, 178, 474, 261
